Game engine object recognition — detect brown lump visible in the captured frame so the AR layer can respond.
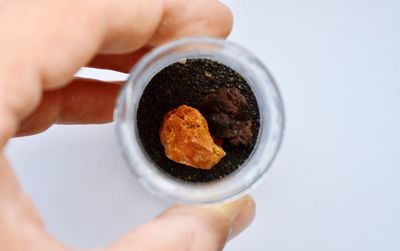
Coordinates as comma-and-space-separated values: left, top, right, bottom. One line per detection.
201, 87, 253, 146
159, 105, 226, 169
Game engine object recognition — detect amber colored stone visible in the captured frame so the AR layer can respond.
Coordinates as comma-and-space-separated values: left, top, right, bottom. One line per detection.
160, 105, 226, 169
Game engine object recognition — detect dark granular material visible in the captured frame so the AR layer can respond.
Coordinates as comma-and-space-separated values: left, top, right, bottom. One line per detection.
137, 58, 260, 183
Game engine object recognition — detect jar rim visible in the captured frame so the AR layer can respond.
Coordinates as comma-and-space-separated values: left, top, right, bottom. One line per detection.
115, 37, 285, 204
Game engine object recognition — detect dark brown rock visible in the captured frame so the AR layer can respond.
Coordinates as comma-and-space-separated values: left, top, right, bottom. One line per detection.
202, 87, 248, 118
201, 87, 253, 146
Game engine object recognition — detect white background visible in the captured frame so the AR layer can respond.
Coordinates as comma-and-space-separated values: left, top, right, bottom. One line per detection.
5, 0, 400, 250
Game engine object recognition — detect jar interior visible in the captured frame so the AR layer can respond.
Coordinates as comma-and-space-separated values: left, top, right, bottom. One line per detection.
136, 56, 262, 183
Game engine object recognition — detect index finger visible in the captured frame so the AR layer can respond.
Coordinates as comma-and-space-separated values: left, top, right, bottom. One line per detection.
0, 0, 232, 147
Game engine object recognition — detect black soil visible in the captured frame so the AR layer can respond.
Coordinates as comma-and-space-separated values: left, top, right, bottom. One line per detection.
137, 58, 260, 183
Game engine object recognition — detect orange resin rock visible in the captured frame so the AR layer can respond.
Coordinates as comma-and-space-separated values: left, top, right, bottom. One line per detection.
160, 105, 226, 169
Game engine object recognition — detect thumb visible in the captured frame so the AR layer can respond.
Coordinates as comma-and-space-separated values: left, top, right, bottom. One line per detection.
104, 196, 255, 251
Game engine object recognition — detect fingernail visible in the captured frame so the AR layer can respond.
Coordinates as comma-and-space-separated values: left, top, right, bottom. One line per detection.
210, 195, 256, 240
227, 196, 256, 240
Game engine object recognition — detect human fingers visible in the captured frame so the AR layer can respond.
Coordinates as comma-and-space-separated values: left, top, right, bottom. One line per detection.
103, 196, 255, 251
147, 0, 232, 47
0, 0, 232, 146
88, 0, 233, 73
16, 79, 121, 137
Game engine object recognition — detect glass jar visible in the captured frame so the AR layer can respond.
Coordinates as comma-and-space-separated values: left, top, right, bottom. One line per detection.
115, 37, 284, 204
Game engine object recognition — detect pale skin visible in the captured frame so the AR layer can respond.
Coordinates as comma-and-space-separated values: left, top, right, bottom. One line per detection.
0, 0, 256, 250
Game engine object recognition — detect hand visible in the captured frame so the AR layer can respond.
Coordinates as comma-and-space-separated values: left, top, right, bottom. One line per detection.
0, 1, 255, 250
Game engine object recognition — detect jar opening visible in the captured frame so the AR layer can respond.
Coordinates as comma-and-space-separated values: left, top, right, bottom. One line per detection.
115, 37, 284, 204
